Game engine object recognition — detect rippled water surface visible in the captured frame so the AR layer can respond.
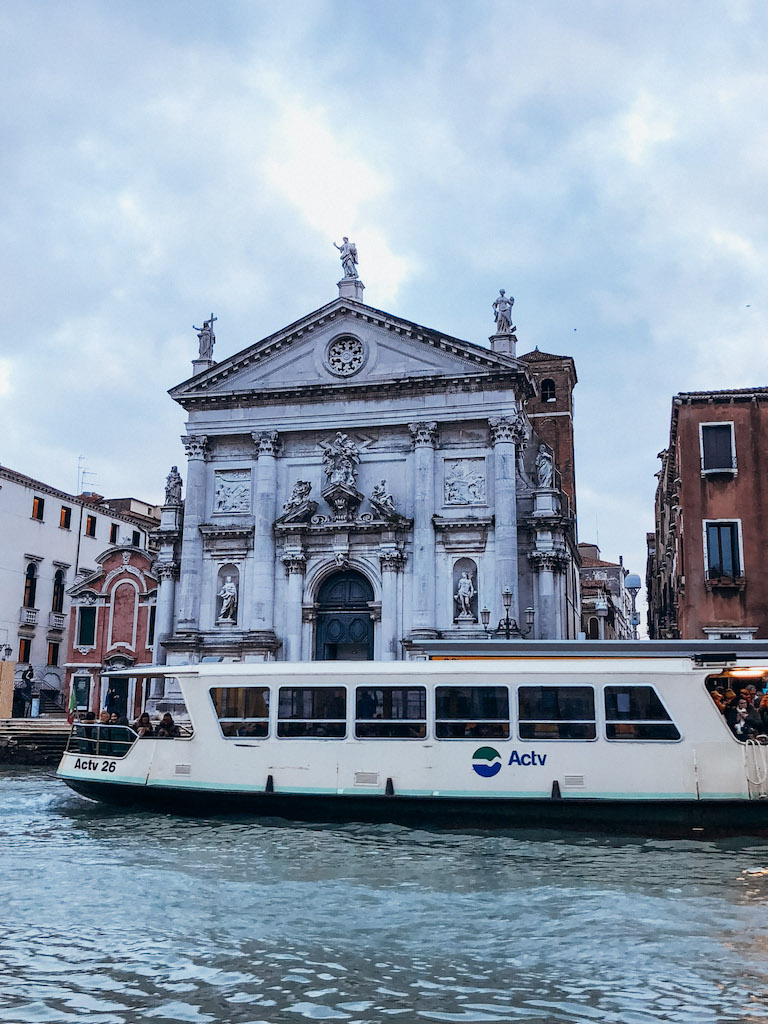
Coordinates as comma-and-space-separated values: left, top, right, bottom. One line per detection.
2, 768, 768, 1023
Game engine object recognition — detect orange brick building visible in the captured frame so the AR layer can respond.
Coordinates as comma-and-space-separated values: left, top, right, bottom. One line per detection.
647, 389, 768, 639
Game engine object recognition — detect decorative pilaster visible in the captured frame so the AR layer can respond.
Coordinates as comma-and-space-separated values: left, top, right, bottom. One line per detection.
408, 421, 439, 638
489, 416, 521, 624
175, 434, 209, 631
529, 550, 569, 639
251, 431, 281, 635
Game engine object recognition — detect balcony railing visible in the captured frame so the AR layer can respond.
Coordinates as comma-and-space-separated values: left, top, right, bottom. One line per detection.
19, 607, 38, 626
48, 611, 66, 630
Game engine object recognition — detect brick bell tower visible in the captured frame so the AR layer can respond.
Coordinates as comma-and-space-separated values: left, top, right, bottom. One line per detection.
519, 348, 578, 518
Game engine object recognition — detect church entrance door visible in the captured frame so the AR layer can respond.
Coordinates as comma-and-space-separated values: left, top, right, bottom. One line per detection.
315, 570, 374, 661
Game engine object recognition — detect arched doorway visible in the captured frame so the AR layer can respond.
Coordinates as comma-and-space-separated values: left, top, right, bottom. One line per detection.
315, 570, 374, 661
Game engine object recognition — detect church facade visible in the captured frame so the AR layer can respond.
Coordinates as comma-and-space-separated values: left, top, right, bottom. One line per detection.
154, 267, 580, 664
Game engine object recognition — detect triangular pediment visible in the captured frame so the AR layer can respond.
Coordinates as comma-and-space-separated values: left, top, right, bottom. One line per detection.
170, 299, 529, 407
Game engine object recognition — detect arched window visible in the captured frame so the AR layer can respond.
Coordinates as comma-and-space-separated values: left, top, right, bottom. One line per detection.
52, 570, 65, 614
23, 563, 37, 609
587, 616, 599, 640
541, 378, 556, 402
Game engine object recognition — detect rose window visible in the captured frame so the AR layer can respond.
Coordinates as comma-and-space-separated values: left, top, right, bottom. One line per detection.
327, 336, 365, 376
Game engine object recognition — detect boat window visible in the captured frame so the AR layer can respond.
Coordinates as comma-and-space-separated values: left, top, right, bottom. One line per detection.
517, 686, 596, 740
604, 686, 681, 741
435, 686, 509, 739
355, 686, 426, 738
210, 687, 269, 739
278, 687, 346, 738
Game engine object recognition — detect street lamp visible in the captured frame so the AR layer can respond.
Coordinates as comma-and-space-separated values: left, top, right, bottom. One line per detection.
625, 573, 642, 640
482, 588, 535, 639
1, 645, 12, 660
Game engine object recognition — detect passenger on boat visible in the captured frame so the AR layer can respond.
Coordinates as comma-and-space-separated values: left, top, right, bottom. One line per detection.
109, 711, 128, 727
156, 713, 180, 738
727, 698, 762, 740
133, 712, 154, 738
98, 710, 111, 725
711, 685, 727, 713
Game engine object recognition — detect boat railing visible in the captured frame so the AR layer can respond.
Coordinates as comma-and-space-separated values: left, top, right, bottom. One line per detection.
67, 724, 138, 759
745, 738, 768, 799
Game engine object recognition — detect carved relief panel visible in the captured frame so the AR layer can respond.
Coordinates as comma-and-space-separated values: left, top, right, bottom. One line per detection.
444, 458, 486, 506
213, 470, 252, 514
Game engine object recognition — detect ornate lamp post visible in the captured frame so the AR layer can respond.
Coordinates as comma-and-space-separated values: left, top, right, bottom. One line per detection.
480, 589, 535, 639
625, 573, 642, 640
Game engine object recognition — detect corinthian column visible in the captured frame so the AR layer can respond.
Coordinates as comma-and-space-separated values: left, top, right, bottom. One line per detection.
380, 549, 405, 659
251, 431, 281, 634
408, 421, 438, 638
282, 552, 306, 660
489, 416, 523, 623
154, 561, 179, 664
176, 435, 208, 630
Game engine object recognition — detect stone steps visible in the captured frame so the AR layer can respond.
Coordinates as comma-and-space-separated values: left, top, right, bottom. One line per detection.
0, 718, 71, 764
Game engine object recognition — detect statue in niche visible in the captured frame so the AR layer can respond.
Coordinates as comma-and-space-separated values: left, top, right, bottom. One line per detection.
535, 445, 554, 488
193, 314, 217, 360
455, 571, 476, 618
322, 432, 360, 489
164, 465, 182, 506
334, 237, 359, 279
370, 479, 396, 515
217, 575, 238, 622
283, 480, 312, 512
492, 289, 515, 335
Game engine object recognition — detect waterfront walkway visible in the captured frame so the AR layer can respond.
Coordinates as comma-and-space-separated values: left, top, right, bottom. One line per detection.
0, 719, 70, 764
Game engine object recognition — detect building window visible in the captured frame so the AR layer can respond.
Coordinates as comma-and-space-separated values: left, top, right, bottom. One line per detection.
77, 606, 97, 647
32, 496, 45, 521
85, 515, 96, 538
541, 378, 556, 402
52, 570, 65, 613
147, 605, 156, 647
23, 563, 37, 609
47, 642, 59, 667
700, 423, 736, 473
18, 638, 31, 663
132, 530, 141, 547
60, 506, 71, 529
705, 521, 741, 579
110, 523, 119, 544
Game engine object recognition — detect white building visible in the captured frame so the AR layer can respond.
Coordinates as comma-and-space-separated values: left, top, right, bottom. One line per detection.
0, 464, 156, 714
154, 264, 581, 665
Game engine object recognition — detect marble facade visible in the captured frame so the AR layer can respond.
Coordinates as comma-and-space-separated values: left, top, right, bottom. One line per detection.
154, 280, 580, 663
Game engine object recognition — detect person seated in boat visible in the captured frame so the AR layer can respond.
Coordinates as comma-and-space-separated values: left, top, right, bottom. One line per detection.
156, 712, 181, 738
98, 709, 111, 725
109, 711, 129, 727
710, 684, 727, 714
133, 712, 154, 737
727, 698, 762, 740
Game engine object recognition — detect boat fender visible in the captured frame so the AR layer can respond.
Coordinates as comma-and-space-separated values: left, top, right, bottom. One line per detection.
551, 780, 562, 800
265, 774, 274, 794
385, 777, 395, 797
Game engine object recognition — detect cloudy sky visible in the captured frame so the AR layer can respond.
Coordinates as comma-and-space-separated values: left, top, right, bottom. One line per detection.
2, 0, 767, 609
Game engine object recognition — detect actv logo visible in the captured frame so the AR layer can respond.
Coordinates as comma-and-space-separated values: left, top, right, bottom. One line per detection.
471, 747, 503, 777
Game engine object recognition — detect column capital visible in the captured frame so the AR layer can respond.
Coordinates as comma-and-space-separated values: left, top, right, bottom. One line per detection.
181, 434, 209, 460
252, 430, 282, 458
380, 550, 406, 573
156, 561, 180, 582
529, 550, 569, 572
282, 553, 307, 576
408, 421, 438, 448
489, 414, 528, 447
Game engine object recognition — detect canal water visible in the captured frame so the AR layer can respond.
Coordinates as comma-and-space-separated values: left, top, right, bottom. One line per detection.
2, 767, 768, 1024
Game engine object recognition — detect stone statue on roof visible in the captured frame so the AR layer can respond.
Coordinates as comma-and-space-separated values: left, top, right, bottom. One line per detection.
492, 290, 514, 335
164, 465, 183, 506
334, 237, 359, 279
193, 314, 217, 360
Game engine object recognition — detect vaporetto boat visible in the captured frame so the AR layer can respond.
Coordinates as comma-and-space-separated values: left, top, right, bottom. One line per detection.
57, 642, 768, 835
